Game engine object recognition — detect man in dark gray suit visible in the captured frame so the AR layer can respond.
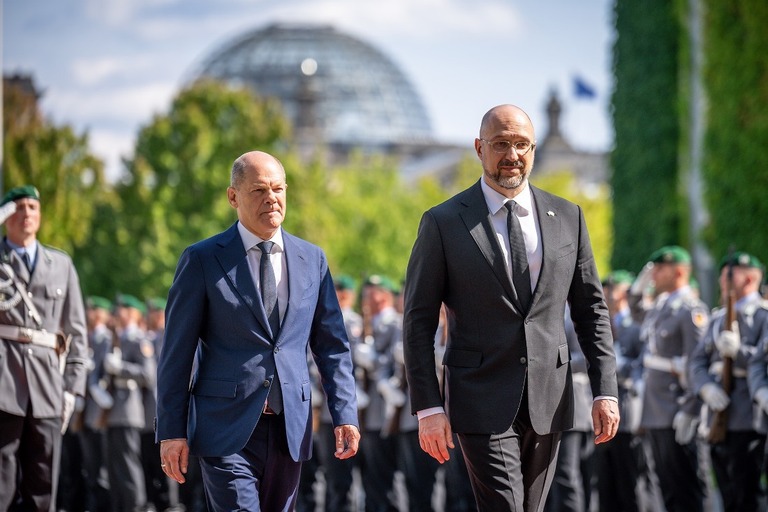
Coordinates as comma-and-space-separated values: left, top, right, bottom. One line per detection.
403, 105, 619, 512
0, 185, 89, 511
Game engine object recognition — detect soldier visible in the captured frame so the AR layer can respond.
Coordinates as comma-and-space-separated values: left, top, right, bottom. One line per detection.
632, 246, 709, 512
0, 185, 89, 511
80, 296, 115, 511
103, 294, 156, 512
594, 270, 648, 512
691, 252, 768, 511
355, 274, 403, 511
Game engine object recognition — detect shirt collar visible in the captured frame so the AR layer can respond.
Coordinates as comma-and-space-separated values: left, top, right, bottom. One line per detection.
236, 222, 284, 253
5, 238, 38, 260
480, 178, 533, 216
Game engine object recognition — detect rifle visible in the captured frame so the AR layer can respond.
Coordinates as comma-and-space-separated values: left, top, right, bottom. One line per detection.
708, 251, 736, 444
381, 345, 407, 438
94, 321, 120, 430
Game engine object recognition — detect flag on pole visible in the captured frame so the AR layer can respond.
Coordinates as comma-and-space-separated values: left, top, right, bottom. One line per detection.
573, 75, 596, 99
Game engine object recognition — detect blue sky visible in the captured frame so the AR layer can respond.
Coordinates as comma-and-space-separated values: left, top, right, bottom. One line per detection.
3, 0, 614, 179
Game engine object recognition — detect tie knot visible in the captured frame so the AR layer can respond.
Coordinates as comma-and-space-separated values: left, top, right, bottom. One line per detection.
258, 241, 274, 254
505, 201, 517, 214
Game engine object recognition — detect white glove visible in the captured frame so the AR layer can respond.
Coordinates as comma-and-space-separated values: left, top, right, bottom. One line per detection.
630, 262, 654, 295
353, 343, 376, 371
356, 384, 370, 410
754, 387, 768, 416
61, 391, 77, 434
672, 411, 699, 444
700, 382, 730, 412
393, 342, 405, 366
88, 382, 114, 410
715, 322, 741, 359
103, 351, 123, 375
377, 377, 406, 408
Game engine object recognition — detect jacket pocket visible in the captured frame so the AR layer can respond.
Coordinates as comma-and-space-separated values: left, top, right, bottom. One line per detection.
443, 348, 482, 368
302, 381, 311, 402
557, 343, 570, 367
192, 379, 237, 398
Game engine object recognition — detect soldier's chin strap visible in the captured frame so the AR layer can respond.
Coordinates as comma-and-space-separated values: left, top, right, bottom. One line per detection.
0, 262, 43, 327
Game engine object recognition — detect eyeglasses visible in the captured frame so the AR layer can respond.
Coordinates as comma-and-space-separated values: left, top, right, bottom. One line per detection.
480, 139, 536, 156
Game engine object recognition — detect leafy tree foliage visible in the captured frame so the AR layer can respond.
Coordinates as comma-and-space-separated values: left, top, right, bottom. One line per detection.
701, 0, 768, 263
611, 0, 685, 273
3, 78, 105, 254
76, 79, 291, 298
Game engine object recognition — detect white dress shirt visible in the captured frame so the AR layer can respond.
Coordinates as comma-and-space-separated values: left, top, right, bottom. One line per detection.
237, 222, 288, 323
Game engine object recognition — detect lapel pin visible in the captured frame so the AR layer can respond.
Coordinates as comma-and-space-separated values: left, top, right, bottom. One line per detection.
547, 211, 555, 216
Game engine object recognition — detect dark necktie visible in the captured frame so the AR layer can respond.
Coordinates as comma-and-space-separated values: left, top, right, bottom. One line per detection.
257, 241, 283, 414
23, 251, 33, 271
506, 202, 532, 311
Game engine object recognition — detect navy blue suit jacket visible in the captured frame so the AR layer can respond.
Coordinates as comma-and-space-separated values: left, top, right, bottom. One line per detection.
156, 223, 358, 461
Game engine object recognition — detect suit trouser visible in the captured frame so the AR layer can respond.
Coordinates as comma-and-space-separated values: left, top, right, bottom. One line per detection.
0, 409, 61, 512
457, 405, 561, 512
199, 413, 301, 512
442, 435, 478, 512
709, 431, 766, 512
647, 428, 705, 512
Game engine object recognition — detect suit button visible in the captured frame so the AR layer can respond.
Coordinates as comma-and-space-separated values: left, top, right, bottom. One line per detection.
263, 380, 270, 388
274, 347, 279, 353
520, 357, 527, 365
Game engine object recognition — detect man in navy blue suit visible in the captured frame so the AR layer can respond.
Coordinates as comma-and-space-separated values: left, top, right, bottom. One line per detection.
156, 150, 360, 511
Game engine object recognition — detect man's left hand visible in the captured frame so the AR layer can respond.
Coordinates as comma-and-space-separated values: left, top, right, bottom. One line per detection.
334, 424, 360, 459
592, 398, 620, 444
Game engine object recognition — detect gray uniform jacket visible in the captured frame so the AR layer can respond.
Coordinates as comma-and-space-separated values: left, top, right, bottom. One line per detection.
690, 293, 768, 432
638, 287, 709, 429
106, 324, 155, 429
612, 311, 645, 434
0, 241, 88, 419
82, 323, 113, 430
362, 307, 402, 432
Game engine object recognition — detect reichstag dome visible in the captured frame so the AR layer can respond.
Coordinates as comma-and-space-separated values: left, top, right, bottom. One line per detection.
189, 23, 433, 149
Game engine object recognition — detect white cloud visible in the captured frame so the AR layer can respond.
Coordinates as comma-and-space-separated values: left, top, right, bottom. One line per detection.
71, 58, 122, 86
44, 81, 176, 125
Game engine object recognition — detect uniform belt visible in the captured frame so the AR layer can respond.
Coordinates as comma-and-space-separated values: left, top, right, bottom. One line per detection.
0, 324, 58, 350
709, 361, 747, 379
643, 354, 677, 373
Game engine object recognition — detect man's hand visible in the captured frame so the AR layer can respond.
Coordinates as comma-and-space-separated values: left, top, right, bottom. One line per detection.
160, 439, 190, 484
334, 424, 361, 459
418, 413, 454, 463
592, 399, 620, 444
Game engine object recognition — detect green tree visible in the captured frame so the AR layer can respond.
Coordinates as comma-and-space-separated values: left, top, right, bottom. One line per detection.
611, 0, 685, 273
77, 79, 291, 297
3, 77, 106, 254
701, 0, 768, 263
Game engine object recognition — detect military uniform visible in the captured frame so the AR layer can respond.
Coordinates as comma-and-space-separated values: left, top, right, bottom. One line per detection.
636, 246, 709, 512
691, 252, 768, 511
0, 186, 89, 512
80, 296, 115, 511
104, 295, 156, 512
356, 275, 402, 512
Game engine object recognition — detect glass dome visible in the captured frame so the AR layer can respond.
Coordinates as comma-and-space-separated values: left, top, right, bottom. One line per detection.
190, 23, 433, 146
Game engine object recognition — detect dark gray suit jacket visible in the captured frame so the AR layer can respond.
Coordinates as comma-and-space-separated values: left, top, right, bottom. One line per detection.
403, 181, 617, 435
